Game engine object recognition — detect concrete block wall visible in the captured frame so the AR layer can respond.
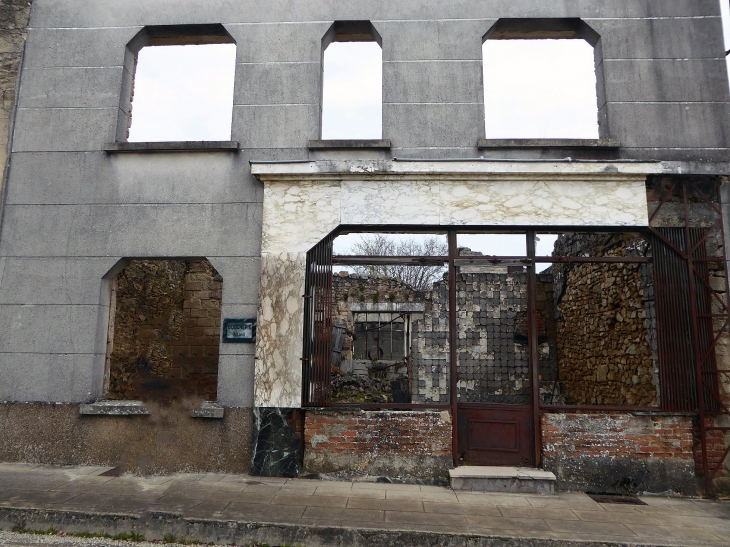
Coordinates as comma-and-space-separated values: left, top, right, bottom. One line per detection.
0, 0, 728, 408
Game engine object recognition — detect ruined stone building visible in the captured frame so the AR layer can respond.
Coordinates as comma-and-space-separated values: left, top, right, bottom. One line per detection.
0, 0, 729, 496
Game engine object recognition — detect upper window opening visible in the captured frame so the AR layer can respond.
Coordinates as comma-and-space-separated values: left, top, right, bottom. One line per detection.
482, 19, 600, 139
123, 25, 236, 143
321, 21, 382, 140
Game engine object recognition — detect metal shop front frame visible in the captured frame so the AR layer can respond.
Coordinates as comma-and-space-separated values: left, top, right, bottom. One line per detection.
300, 179, 730, 494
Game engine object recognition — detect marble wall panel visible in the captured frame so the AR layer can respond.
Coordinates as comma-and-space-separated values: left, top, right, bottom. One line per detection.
255, 252, 306, 408
341, 179, 440, 226
261, 180, 341, 254
438, 177, 649, 227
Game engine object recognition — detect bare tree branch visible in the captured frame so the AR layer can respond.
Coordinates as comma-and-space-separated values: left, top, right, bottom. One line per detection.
349, 234, 448, 291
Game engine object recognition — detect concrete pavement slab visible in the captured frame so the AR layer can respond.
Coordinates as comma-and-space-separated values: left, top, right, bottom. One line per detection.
0, 463, 728, 547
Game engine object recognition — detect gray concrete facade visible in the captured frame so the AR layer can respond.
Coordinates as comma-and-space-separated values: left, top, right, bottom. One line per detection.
0, 0, 729, 406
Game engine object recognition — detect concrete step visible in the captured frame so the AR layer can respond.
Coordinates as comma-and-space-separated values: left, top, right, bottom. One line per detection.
449, 466, 556, 494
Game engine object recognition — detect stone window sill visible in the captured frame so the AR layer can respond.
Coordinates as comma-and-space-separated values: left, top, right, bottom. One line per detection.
104, 141, 240, 153
308, 139, 391, 150
79, 400, 150, 416
191, 401, 225, 419
477, 139, 620, 150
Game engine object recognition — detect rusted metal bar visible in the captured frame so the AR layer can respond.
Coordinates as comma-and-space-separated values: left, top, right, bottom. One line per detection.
649, 180, 678, 224
540, 405, 661, 412
333, 256, 447, 266
328, 403, 452, 410
448, 229, 459, 467
682, 184, 712, 495
689, 220, 722, 257
534, 257, 651, 263
527, 230, 541, 466
708, 442, 730, 483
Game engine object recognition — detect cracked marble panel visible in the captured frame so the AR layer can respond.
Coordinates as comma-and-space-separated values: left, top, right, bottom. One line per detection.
255, 252, 306, 408
439, 177, 649, 226
262, 180, 341, 254
341, 179, 440, 225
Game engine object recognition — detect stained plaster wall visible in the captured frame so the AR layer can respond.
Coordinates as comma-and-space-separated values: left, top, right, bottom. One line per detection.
1, 0, 728, 412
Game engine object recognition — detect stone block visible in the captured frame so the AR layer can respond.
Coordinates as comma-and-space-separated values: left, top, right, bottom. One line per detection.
383, 59, 483, 104
0, 353, 98, 403
0, 203, 262, 258
79, 400, 150, 416
379, 20, 486, 62
22, 27, 136, 69
0, 257, 118, 305
0, 304, 101, 354
387, 102, 484, 149
607, 102, 730, 150
232, 104, 319, 149
12, 107, 118, 152
592, 16, 726, 60
234, 62, 319, 106
0, 149, 253, 206
216, 353, 255, 407
603, 59, 730, 103
449, 466, 556, 495
18, 67, 124, 108
191, 401, 225, 419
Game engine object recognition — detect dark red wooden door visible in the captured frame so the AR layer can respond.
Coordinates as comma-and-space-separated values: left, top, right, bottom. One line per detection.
457, 404, 534, 466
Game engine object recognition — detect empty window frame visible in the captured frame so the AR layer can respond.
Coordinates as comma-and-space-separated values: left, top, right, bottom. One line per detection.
482, 19, 602, 139
104, 259, 223, 404
121, 25, 236, 142
320, 21, 383, 140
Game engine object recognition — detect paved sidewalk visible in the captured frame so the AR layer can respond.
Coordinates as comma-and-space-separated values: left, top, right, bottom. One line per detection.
0, 463, 728, 547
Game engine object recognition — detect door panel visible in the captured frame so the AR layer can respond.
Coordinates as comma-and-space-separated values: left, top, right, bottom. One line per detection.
457, 404, 534, 466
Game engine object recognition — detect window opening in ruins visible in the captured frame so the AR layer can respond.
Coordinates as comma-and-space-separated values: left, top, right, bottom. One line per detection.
304, 231, 450, 406
320, 21, 382, 140
482, 19, 600, 139
104, 259, 223, 404
123, 26, 236, 142
304, 225, 724, 413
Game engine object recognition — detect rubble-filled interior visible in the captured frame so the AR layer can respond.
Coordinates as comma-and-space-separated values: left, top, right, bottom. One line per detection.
327, 232, 665, 408
106, 259, 222, 403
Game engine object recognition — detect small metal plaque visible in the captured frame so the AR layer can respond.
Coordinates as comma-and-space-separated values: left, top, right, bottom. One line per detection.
223, 318, 256, 343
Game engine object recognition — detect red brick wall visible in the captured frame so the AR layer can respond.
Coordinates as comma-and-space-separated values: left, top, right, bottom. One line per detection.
542, 413, 694, 460
304, 410, 451, 457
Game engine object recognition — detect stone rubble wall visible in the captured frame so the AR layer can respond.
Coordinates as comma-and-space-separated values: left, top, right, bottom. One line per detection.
411, 268, 558, 405
552, 234, 659, 407
108, 259, 222, 403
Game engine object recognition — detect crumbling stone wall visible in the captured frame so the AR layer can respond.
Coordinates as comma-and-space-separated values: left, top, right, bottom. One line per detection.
303, 409, 452, 483
542, 412, 696, 495
412, 262, 557, 404
108, 259, 222, 403
332, 271, 423, 363
552, 234, 659, 406
0, 0, 32, 181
